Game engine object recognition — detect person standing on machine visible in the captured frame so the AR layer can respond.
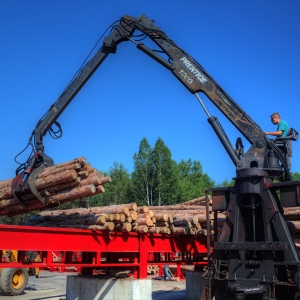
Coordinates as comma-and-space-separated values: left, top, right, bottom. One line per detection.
264, 112, 289, 138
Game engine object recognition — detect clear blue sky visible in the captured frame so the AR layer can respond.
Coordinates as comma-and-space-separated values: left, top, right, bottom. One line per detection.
1, 0, 300, 185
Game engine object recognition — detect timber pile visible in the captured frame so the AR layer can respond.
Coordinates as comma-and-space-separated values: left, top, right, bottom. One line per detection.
25, 195, 300, 253
25, 195, 215, 236
0, 157, 111, 217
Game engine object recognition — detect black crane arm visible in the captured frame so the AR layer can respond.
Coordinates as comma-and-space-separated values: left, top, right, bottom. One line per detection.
33, 18, 136, 153
128, 15, 265, 145
32, 14, 263, 156
14, 14, 291, 207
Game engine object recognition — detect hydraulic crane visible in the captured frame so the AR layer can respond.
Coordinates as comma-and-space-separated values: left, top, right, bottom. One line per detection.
11, 14, 299, 299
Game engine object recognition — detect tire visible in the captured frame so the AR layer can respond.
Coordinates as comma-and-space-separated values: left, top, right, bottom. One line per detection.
0, 268, 28, 296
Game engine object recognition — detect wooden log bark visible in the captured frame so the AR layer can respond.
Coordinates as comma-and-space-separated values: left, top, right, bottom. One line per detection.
156, 227, 169, 234
155, 221, 169, 227
137, 218, 153, 227
80, 173, 102, 186
128, 211, 138, 221
1, 184, 97, 217
137, 206, 149, 214
37, 163, 82, 179
148, 227, 159, 234
0, 169, 78, 201
287, 220, 300, 233
182, 195, 210, 206
114, 222, 132, 232
152, 213, 168, 222
138, 213, 151, 219
148, 205, 208, 211
196, 229, 207, 236
173, 219, 188, 226
0, 178, 13, 189
172, 227, 187, 235
78, 171, 89, 179
131, 225, 148, 233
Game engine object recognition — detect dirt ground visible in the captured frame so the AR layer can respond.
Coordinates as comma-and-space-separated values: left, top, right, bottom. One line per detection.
0, 270, 186, 300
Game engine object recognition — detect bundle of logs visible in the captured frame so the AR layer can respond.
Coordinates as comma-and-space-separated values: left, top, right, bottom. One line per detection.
22, 194, 300, 254
24, 196, 212, 236
0, 157, 111, 217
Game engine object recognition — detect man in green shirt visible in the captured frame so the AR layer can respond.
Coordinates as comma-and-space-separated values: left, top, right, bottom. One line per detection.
264, 112, 289, 138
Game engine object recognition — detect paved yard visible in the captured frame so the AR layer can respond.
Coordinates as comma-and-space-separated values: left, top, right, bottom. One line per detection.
0, 271, 186, 300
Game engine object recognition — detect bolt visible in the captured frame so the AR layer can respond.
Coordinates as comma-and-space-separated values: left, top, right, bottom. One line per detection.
256, 140, 264, 148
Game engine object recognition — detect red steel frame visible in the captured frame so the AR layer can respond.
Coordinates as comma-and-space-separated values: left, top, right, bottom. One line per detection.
0, 224, 210, 279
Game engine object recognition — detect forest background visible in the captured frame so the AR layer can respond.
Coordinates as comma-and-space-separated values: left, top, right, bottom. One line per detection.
1, 137, 299, 225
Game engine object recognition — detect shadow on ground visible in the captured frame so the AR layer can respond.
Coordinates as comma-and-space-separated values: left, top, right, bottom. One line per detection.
152, 289, 186, 300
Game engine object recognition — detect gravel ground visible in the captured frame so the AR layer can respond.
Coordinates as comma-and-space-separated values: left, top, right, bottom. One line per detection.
0, 271, 186, 300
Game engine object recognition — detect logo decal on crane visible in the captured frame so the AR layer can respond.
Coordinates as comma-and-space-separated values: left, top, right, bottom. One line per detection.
179, 57, 208, 85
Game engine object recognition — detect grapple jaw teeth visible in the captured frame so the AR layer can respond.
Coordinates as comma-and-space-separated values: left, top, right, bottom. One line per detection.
12, 152, 54, 207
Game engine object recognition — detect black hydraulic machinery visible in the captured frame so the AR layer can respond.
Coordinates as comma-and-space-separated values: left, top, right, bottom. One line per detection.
13, 14, 299, 299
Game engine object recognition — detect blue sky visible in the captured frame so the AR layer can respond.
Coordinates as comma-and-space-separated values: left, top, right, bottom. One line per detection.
1, 0, 300, 185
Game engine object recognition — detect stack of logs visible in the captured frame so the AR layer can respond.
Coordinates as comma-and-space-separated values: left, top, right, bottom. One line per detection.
0, 157, 111, 217
24, 196, 212, 236
22, 195, 300, 252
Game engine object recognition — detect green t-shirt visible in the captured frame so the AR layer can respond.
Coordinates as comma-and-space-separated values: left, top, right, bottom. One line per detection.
277, 120, 289, 137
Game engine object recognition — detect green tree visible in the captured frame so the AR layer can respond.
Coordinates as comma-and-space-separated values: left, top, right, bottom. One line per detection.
177, 159, 215, 201
291, 171, 300, 181
132, 138, 154, 206
88, 163, 133, 207
215, 178, 235, 188
152, 138, 180, 205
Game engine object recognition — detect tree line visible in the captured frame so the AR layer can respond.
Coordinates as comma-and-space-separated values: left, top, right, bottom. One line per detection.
89, 137, 216, 208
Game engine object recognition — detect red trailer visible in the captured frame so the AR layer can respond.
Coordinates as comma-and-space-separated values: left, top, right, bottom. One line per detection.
0, 224, 210, 280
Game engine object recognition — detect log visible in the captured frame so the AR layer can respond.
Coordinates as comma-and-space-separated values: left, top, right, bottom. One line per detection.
78, 171, 89, 179
95, 185, 105, 194
148, 227, 159, 234
156, 227, 169, 234
131, 225, 148, 233
1, 184, 97, 217
109, 213, 120, 221
173, 219, 188, 226
0, 169, 78, 200
152, 213, 168, 222
80, 173, 102, 186
114, 222, 132, 232
150, 209, 208, 215
80, 163, 92, 172
0, 178, 13, 189
138, 213, 151, 219
128, 211, 138, 220
148, 210, 154, 218
148, 205, 208, 211
287, 220, 300, 233
125, 216, 132, 223
137, 206, 149, 214
182, 195, 210, 206
73, 204, 129, 215
137, 218, 153, 227
37, 163, 82, 179
155, 221, 169, 227
172, 227, 187, 235
196, 229, 207, 236
102, 222, 115, 231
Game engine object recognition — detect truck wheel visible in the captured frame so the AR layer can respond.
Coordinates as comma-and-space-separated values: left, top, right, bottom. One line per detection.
0, 268, 28, 296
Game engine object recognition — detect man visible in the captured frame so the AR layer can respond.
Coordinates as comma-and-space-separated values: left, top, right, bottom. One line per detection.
163, 265, 175, 281
264, 112, 292, 169
264, 113, 289, 138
